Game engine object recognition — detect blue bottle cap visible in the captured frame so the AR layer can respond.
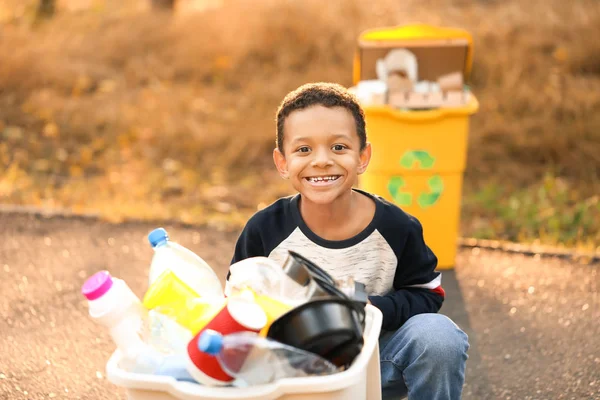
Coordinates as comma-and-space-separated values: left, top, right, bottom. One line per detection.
198, 329, 224, 355
148, 228, 169, 248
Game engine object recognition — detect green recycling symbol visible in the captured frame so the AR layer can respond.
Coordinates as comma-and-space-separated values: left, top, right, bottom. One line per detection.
387, 150, 444, 208
399, 150, 435, 169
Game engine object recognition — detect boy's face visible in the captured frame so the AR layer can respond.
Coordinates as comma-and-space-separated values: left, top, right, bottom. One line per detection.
273, 105, 371, 205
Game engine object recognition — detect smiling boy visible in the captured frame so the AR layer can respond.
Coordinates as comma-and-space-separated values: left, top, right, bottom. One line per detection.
230, 82, 469, 399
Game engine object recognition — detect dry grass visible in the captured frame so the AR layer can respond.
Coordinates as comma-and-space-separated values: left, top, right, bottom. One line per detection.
1, 0, 599, 244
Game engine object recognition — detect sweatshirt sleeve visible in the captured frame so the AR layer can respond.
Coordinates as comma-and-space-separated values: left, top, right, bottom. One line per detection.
231, 221, 265, 264
227, 218, 267, 281
368, 215, 445, 331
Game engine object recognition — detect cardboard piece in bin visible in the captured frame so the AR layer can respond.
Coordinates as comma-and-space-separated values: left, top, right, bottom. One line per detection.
353, 24, 474, 109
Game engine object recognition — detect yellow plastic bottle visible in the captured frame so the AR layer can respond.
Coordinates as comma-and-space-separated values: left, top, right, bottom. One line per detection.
143, 270, 226, 334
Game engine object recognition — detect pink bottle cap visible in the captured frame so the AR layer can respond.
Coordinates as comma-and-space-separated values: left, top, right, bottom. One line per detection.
82, 270, 114, 300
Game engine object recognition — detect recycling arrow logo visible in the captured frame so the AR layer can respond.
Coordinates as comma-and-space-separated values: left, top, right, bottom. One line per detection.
399, 150, 436, 169
387, 150, 444, 209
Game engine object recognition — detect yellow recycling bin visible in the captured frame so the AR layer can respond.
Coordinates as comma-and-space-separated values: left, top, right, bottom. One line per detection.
354, 24, 479, 269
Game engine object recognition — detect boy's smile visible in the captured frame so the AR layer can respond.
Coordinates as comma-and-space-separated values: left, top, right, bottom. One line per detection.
305, 175, 341, 185
273, 105, 371, 207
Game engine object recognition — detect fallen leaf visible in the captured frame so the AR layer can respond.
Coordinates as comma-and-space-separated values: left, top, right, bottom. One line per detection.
72, 75, 93, 97
162, 158, 181, 173
33, 159, 51, 172
214, 55, 232, 71
56, 148, 68, 162
79, 148, 93, 165
98, 80, 117, 93
553, 46, 568, 63
43, 122, 59, 138
69, 165, 84, 178
3, 126, 24, 141
36, 108, 54, 121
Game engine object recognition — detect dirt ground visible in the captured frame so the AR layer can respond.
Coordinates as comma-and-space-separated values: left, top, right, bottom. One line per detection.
0, 211, 597, 399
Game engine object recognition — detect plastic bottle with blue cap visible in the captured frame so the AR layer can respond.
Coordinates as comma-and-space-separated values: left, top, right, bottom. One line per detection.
147, 228, 223, 299
196, 329, 339, 386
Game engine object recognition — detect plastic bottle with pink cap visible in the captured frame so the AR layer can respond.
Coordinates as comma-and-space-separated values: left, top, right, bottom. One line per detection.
82, 270, 160, 373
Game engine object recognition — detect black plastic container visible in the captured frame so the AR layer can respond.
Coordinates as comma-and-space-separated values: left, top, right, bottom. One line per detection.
266, 297, 365, 368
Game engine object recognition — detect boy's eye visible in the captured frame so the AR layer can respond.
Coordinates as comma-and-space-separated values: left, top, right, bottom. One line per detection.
296, 146, 311, 153
332, 144, 347, 151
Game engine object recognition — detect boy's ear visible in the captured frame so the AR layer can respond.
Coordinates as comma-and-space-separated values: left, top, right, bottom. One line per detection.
357, 142, 372, 175
273, 148, 290, 179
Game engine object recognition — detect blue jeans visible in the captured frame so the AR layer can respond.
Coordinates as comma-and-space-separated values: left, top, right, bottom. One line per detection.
379, 314, 469, 400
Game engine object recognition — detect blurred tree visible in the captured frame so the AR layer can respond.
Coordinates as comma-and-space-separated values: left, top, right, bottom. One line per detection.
37, 0, 55, 18
151, 0, 176, 10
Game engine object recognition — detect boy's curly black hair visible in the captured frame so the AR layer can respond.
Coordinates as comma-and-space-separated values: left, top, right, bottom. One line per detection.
275, 82, 367, 153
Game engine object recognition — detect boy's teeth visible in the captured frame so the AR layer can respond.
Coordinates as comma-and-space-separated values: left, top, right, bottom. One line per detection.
308, 176, 338, 182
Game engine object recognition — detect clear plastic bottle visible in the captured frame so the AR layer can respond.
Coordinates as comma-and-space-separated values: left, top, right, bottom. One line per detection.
82, 270, 161, 373
82, 270, 196, 381
147, 228, 223, 299
197, 329, 339, 387
226, 257, 311, 304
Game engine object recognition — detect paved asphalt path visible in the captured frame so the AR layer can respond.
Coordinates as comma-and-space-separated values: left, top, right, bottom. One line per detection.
0, 212, 598, 399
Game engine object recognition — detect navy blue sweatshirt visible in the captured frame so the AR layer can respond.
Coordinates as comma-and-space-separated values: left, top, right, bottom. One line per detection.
229, 189, 444, 331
